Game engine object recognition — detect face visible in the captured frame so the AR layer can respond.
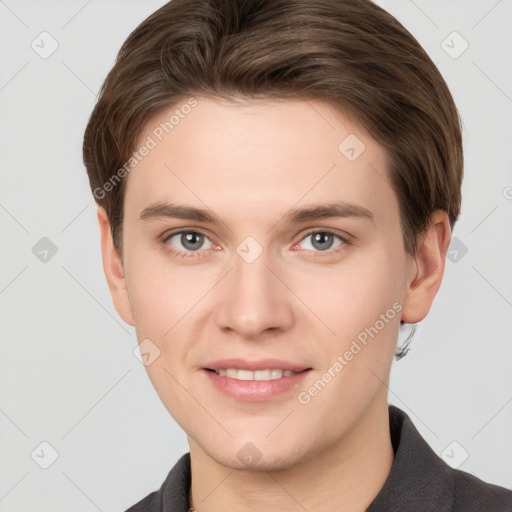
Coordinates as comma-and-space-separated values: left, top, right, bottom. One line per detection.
107, 97, 424, 470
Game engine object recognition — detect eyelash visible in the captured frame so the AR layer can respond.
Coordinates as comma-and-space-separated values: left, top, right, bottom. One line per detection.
161, 228, 350, 260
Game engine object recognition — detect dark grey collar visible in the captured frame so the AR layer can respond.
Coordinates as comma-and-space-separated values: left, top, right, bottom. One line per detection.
366, 405, 454, 511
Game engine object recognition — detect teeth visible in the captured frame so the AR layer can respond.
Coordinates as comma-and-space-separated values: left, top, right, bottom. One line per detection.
214, 369, 297, 381
237, 369, 253, 381
255, 370, 271, 380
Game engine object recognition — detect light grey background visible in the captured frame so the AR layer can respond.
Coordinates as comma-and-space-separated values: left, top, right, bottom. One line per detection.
0, 0, 511, 510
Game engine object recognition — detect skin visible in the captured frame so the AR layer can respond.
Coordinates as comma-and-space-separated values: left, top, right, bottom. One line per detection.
98, 97, 451, 511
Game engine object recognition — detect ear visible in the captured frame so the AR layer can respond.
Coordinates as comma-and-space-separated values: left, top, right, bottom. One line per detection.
97, 206, 135, 326
401, 210, 452, 323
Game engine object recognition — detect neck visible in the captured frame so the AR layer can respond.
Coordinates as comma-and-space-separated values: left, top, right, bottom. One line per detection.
188, 399, 394, 512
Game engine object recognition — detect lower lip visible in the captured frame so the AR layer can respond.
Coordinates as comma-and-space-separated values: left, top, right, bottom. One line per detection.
203, 369, 311, 401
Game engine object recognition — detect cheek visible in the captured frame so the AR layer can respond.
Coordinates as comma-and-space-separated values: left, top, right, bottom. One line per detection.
334, 251, 405, 373
294, 255, 404, 342
125, 249, 208, 335
297, 265, 402, 419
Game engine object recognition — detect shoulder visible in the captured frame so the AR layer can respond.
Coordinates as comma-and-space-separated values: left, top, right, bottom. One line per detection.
123, 453, 192, 512
367, 406, 512, 511
451, 467, 512, 512
124, 490, 161, 512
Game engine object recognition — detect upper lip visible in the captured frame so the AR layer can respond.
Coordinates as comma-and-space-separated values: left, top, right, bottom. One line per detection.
204, 358, 311, 372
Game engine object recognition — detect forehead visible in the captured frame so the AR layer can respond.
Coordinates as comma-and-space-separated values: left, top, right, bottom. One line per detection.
124, 97, 398, 231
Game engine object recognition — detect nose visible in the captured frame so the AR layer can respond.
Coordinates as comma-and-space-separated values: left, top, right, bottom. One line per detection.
214, 249, 295, 339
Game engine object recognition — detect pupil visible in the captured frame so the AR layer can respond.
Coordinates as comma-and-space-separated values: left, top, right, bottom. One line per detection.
312, 232, 333, 251
182, 232, 203, 250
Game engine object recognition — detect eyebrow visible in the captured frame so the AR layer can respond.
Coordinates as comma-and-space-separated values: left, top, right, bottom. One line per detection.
139, 201, 374, 225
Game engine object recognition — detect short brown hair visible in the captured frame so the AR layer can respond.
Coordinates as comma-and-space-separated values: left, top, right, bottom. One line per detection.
83, 0, 463, 259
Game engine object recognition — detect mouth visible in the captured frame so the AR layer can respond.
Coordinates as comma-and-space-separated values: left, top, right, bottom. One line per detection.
202, 360, 312, 401
206, 368, 301, 381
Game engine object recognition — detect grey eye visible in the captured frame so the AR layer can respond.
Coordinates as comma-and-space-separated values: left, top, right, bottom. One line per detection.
310, 232, 335, 251
299, 231, 343, 252
181, 232, 205, 251
167, 231, 213, 252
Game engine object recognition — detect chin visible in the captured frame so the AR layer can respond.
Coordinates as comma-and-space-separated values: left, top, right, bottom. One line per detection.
218, 451, 303, 473
201, 437, 313, 473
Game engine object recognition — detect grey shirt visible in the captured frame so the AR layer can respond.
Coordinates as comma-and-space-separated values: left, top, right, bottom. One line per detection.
125, 405, 512, 511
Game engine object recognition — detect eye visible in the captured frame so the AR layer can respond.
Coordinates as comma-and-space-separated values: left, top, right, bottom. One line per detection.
296, 229, 347, 253
164, 230, 215, 257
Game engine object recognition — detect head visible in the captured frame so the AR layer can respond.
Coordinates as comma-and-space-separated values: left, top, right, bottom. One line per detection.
83, 0, 462, 471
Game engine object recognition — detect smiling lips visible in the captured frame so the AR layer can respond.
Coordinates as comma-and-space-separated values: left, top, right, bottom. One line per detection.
204, 359, 312, 401
213, 368, 297, 380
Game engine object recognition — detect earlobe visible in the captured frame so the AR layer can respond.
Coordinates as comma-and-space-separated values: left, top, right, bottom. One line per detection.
401, 210, 452, 324
97, 206, 135, 326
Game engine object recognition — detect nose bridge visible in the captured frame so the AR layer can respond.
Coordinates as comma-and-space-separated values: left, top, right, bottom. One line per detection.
214, 244, 294, 337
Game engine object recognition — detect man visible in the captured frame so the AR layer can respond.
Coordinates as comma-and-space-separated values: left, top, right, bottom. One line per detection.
82, 0, 512, 510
